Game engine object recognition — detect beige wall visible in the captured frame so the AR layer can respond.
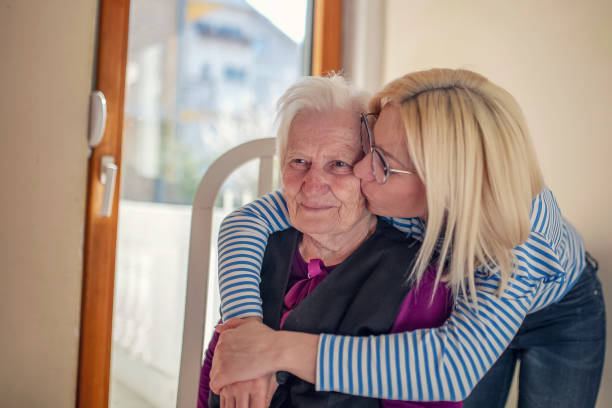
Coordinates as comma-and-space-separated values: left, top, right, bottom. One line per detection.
383, 0, 612, 406
0, 0, 98, 406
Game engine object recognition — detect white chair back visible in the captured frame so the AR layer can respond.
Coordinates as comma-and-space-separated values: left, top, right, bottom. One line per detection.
177, 138, 276, 407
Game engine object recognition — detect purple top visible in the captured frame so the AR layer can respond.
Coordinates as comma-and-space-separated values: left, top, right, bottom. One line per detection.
198, 251, 460, 407
281, 256, 336, 328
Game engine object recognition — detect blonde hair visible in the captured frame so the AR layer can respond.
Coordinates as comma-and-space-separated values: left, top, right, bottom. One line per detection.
370, 68, 544, 302
276, 74, 369, 163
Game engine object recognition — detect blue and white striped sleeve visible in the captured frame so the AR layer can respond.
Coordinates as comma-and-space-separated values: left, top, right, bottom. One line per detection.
217, 190, 291, 322
386, 217, 425, 241
316, 269, 535, 401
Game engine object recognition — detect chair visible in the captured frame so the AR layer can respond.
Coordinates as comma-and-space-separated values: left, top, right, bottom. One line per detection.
177, 138, 277, 407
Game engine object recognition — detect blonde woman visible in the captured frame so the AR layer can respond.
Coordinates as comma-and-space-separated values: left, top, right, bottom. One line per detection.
210, 69, 605, 407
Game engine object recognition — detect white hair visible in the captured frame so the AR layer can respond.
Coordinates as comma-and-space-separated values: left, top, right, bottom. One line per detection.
275, 74, 370, 162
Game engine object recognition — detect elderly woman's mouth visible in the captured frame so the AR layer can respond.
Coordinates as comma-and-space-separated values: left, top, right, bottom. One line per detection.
300, 204, 335, 211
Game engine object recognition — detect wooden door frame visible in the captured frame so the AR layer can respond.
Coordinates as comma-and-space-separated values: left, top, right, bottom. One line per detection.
76, 0, 341, 406
312, 0, 343, 76
77, 0, 130, 407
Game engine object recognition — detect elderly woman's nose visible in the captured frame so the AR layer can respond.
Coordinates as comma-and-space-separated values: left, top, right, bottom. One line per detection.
353, 153, 374, 181
302, 167, 329, 194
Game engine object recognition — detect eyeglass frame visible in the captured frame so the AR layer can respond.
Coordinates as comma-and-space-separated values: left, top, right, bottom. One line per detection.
360, 112, 414, 184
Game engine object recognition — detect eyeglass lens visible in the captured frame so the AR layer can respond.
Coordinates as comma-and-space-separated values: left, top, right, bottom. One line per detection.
372, 149, 388, 184
360, 115, 371, 155
361, 113, 388, 184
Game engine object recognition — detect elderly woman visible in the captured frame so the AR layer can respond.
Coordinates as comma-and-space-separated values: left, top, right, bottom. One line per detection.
198, 76, 458, 407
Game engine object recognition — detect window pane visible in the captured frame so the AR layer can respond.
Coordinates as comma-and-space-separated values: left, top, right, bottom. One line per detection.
110, 1, 309, 406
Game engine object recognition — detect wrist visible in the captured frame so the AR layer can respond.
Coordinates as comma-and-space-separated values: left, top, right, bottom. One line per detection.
275, 331, 318, 383
241, 315, 263, 323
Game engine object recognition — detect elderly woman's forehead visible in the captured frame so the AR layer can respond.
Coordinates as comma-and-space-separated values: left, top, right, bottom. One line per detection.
288, 123, 359, 143
280, 108, 360, 157
292, 107, 359, 121
293, 108, 356, 128
286, 137, 357, 152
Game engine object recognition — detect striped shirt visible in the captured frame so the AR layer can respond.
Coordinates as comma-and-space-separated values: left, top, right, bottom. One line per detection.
217, 187, 585, 401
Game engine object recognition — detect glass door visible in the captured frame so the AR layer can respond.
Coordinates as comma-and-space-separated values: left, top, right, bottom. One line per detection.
108, 1, 310, 406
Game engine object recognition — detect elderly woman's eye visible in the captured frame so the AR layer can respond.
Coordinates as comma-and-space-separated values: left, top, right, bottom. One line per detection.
330, 160, 353, 173
289, 158, 309, 169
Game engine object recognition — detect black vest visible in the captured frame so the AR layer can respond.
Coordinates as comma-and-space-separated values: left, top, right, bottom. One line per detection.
262, 218, 421, 407
209, 219, 421, 407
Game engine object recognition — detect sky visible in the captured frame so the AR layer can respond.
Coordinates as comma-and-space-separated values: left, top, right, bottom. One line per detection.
246, 0, 308, 43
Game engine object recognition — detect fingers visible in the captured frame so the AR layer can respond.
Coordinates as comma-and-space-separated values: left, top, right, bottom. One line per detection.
218, 376, 275, 408
210, 375, 230, 395
266, 374, 279, 404
209, 367, 221, 393
249, 393, 267, 408
248, 376, 270, 408
220, 393, 258, 408
220, 393, 232, 408
235, 391, 249, 408
220, 388, 245, 408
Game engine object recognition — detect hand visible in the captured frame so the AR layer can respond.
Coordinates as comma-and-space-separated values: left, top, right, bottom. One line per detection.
210, 317, 319, 393
210, 318, 279, 393
219, 374, 278, 408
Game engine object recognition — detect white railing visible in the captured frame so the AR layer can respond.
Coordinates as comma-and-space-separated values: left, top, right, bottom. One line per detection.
110, 200, 228, 407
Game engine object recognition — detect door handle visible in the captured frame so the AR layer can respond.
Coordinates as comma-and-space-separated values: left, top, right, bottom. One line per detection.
100, 155, 118, 217
88, 91, 107, 157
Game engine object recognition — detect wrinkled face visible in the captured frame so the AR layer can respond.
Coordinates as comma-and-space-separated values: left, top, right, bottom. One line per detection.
282, 109, 369, 235
353, 104, 428, 218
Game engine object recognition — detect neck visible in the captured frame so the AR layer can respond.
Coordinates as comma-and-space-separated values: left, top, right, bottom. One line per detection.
299, 214, 377, 266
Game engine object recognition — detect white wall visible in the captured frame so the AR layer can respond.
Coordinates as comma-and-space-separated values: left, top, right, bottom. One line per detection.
382, 0, 612, 406
0, 0, 98, 406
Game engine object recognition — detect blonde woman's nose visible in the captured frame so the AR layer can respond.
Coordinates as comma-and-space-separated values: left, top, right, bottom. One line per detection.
353, 152, 375, 182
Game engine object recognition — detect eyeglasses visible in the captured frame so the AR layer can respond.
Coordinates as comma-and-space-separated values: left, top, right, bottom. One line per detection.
360, 112, 414, 184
